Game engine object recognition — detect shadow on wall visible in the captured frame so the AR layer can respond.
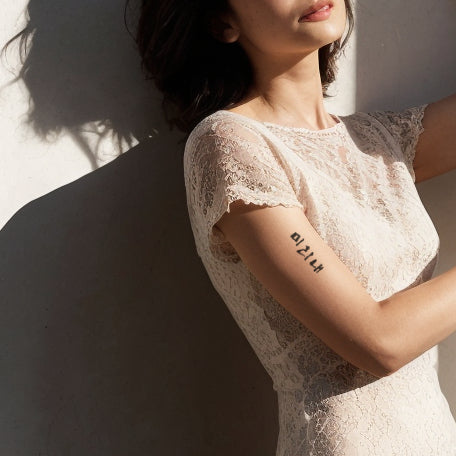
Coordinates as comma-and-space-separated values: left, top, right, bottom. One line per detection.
1, 0, 161, 168
0, 0, 279, 452
0, 133, 278, 455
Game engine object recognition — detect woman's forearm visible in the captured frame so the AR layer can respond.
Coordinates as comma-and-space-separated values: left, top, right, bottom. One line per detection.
377, 265, 456, 373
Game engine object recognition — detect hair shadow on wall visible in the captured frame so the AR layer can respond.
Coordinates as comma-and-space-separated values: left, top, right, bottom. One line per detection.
355, 0, 456, 416
0, 134, 279, 455
0, 0, 161, 168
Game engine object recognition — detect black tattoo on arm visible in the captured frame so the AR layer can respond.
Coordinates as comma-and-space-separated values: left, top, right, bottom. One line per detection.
290, 232, 324, 273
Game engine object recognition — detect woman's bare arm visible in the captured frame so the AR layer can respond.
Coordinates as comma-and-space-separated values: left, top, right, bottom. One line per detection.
215, 201, 456, 378
414, 93, 456, 183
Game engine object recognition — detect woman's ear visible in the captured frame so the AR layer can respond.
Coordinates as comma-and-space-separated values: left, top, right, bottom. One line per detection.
208, 13, 240, 43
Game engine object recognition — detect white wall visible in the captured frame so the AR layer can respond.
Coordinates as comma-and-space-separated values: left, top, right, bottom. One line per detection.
0, 0, 455, 454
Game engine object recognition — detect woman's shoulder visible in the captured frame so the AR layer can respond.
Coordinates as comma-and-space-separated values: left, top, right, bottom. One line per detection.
190, 109, 266, 134
338, 109, 409, 142
339, 110, 383, 125
340, 105, 428, 130
185, 109, 271, 155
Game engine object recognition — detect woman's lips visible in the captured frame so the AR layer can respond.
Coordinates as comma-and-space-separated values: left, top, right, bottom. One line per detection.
299, 4, 333, 22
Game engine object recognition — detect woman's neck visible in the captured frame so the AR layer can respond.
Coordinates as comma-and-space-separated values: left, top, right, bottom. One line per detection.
228, 50, 335, 130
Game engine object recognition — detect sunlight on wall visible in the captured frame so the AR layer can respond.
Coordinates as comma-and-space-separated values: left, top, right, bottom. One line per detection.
323, 5, 357, 116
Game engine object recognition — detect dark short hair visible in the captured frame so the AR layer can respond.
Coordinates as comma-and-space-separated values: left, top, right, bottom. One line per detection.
128, 0, 354, 137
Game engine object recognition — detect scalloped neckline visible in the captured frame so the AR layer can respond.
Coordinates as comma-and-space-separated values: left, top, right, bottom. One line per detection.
218, 109, 344, 134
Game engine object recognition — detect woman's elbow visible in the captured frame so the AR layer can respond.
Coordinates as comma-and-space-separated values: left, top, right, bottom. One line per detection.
353, 332, 404, 378
370, 358, 401, 378
366, 339, 406, 378
361, 356, 400, 379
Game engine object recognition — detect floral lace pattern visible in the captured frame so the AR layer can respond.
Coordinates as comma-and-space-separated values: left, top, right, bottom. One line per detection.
183, 106, 456, 455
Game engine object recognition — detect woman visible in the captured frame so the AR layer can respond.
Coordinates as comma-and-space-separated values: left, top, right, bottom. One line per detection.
132, 0, 456, 453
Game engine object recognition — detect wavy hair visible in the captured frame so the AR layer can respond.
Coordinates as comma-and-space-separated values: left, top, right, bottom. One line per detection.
127, 0, 354, 137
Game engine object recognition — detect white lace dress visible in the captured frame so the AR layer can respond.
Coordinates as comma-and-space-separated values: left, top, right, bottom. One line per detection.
183, 105, 456, 455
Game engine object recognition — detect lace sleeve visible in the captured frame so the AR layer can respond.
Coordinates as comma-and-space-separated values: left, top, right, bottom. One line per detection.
366, 104, 428, 182
183, 118, 304, 258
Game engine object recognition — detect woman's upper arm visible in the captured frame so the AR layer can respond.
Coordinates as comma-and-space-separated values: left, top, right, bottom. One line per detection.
216, 200, 394, 378
413, 94, 456, 182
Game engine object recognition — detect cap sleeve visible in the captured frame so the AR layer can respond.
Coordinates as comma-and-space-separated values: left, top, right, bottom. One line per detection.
366, 104, 428, 182
183, 116, 304, 260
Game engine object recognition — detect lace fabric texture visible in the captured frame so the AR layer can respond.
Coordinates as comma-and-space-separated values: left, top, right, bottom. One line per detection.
183, 105, 456, 455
